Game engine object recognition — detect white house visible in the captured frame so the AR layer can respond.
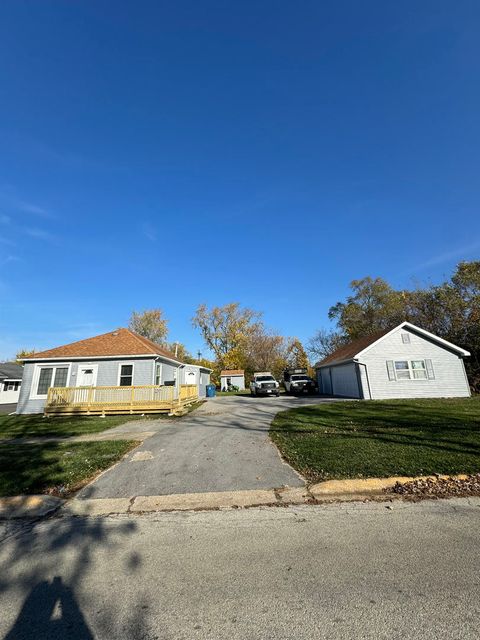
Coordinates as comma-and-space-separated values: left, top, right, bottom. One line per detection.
0, 362, 23, 405
220, 370, 245, 391
315, 322, 470, 400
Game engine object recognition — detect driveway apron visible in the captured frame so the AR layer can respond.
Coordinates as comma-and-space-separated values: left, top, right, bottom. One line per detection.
78, 396, 340, 499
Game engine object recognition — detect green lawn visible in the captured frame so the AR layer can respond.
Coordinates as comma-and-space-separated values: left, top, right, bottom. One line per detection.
270, 397, 480, 482
0, 440, 137, 496
0, 413, 163, 439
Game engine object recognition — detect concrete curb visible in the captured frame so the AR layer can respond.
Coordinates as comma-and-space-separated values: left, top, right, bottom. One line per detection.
0, 495, 64, 519
4, 475, 471, 519
308, 474, 470, 502
65, 475, 472, 515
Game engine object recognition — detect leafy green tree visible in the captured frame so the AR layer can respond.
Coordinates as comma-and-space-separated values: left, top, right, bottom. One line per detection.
16, 349, 36, 363
328, 277, 407, 339
317, 262, 480, 392
129, 309, 168, 344
285, 338, 309, 369
410, 261, 480, 390
192, 302, 262, 369
165, 342, 195, 363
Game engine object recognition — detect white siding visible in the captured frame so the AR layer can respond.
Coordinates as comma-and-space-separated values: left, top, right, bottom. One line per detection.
0, 384, 21, 404
358, 363, 371, 399
16, 362, 44, 414
359, 327, 470, 399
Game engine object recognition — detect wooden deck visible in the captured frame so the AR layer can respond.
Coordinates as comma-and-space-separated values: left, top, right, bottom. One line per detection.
44, 384, 199, 416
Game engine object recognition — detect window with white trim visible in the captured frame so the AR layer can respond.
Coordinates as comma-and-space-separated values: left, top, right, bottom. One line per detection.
119, 364, 133, 386
155, 363, 162, 386
394, 360, 427, 380
3, 381, 20, 392
33, 365, 69, 398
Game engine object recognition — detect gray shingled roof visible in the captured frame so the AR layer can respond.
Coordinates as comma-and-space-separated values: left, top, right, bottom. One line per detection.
0, 362, 23, 380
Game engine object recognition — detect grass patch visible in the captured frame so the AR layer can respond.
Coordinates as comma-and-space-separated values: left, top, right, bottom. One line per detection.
0, 413, 169, 439
270, 397, 480, 482
0, 440, 137, 496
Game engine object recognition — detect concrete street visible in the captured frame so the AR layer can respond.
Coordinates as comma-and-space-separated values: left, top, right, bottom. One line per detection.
1, 498, 480, 639
78, 395, 344, 499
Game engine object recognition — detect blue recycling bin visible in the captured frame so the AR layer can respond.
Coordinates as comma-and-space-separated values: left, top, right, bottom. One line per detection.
206, 384, 216, 398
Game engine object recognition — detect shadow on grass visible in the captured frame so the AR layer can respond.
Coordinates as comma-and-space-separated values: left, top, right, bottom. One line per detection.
0, 441, 137, 497
270, 397, 480, 481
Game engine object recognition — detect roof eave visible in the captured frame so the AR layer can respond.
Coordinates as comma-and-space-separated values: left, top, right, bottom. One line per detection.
315, 358, 355, 369
22, 353, 182, 364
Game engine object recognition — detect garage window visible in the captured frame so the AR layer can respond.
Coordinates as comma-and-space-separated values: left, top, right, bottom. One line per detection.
394, 360, 427, 380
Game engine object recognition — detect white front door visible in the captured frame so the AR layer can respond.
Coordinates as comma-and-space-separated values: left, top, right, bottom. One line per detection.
77, 365, 98, 387
185, 370, 196, 386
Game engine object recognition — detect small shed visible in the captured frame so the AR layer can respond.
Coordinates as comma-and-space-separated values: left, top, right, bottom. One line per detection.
220, 370, 245, 391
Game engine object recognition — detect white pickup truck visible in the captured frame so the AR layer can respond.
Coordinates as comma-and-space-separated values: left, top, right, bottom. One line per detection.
250, 372, 280, 397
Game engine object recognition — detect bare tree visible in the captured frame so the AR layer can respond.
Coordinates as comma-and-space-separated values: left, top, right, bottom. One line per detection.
307, 329, 346, 363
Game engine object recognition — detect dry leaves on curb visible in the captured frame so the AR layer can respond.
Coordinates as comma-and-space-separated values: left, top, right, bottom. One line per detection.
386, 473, 480, 500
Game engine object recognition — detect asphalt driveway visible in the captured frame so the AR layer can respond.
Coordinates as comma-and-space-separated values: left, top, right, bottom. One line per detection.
0, 403, 16, 415
79, 395, 343, 499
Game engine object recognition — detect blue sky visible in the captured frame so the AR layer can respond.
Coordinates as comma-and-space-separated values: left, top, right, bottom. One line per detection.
1, 1, 480, 360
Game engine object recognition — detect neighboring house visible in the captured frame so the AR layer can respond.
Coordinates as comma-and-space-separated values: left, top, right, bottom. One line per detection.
0, 362, 23, 405
220, 370, 245, 391
315, 322, 470, 400
16, 328, 211, 415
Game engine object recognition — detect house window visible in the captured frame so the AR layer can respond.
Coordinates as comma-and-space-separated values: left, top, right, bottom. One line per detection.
119, 364, 133, 386
3, 381, 20, 391
34, 365, 69, 397
394, 360, 427, 380
54, 368, 68, 387
155, 363, 162, 386
401, 333, 411, 344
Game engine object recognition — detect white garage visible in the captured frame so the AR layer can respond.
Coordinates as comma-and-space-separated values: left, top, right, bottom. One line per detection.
316, 322, 471, 400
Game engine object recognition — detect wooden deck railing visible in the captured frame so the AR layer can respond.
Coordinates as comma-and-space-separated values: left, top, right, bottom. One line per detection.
45, 384, 199, 416
179, 384, 198, 402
